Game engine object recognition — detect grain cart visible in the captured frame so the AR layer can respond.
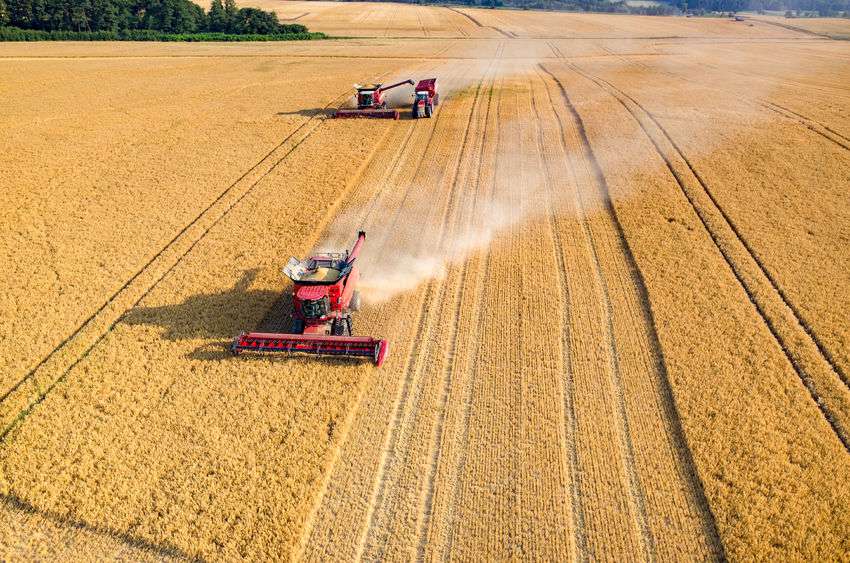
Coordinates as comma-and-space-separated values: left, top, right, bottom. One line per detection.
412, 78, 439, 118
231, 231, 389, 366
334, 79, 415, 120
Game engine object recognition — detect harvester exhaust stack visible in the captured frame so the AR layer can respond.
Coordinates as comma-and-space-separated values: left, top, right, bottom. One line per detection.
231, 231, 389, 366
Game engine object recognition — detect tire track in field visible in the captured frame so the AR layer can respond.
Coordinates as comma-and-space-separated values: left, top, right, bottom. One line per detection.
354, 72, 489, 562
529, 72, 654, 562
289, 121, 425, 561
538, 63, 727, 560
416, 7, 429, 38
431, 72, 502, 563
760, 100, 850, 151
527, 76, 587, 561
587, 62, 850, 394
444, 6, 512, 38
293, 57, 472, 552
599, 47, 850, 153
528, 68, 590, 561
294, 64, 474, 559
413, 65, 497, 560
577, 53, 850, 388
0, 82, 386, 441
564, 62, 850, 452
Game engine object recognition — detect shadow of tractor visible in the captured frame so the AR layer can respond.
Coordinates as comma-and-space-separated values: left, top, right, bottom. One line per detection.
123, 269, 290, 339
276, 108, 336, 118
123, 270, 364, 367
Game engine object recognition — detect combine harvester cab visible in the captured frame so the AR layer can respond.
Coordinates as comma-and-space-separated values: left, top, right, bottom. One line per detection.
412, 78, 439, 119
231, 231, 389, 366
334, 79, 415, 120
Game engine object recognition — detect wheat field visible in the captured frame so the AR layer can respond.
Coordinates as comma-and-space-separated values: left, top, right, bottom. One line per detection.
1, 3, 849, 561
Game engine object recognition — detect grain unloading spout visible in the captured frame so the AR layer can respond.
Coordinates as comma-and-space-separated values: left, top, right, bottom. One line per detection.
377, 79, 415, 94
347, 230, 366, 264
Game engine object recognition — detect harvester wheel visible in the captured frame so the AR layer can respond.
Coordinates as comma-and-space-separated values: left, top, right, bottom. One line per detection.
425, 104, 433, 118
332, 317, 351, 337
412, 104, 419, 119
351, 290, 361, 312
291, 319, 304, 334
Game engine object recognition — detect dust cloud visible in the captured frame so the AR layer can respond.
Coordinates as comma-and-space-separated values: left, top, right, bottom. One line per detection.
317, 41, 813, 304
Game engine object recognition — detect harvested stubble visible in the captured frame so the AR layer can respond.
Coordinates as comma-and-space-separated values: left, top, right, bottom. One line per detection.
1, 8, 850, 562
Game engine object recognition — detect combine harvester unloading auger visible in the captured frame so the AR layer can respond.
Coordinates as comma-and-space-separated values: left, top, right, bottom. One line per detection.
231, 231, 389, 366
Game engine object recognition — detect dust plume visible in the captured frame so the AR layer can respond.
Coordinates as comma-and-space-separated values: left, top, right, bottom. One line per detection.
318, 40, 818, 304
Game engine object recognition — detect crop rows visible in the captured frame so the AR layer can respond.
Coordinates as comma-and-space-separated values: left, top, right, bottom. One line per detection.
2, 10, 849, 560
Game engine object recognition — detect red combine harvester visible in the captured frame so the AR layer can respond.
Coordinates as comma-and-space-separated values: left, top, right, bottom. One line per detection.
412, 78, 439, 118
334, 79, 415, 120
231, 231, 389, 366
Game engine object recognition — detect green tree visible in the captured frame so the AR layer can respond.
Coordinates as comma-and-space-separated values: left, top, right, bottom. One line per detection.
0, 0, 10, 25
223, 0, 236, 31
234, 6, 278, 33
207, 0, 225, 31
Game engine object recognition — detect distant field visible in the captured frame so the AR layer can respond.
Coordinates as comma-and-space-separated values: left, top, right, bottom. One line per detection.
749, 14, 850, 39
1, 3, 849, 561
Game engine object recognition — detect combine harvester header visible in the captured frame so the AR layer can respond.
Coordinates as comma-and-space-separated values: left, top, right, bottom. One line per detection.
231, 231, 389, 366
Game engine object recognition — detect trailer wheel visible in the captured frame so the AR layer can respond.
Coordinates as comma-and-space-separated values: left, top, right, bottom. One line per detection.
351, 290, 361, 311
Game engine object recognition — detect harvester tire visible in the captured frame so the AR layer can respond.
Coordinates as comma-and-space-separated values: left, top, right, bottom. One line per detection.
425, 104, 433, 118
351, 290, 361, 311
332, 317, 352, 336
291, 319, 304, 334
412, 104, 419, 119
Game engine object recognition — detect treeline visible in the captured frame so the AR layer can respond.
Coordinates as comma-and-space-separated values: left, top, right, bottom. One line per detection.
0, 0, 313, 35
668, 0, 848, 14
365, 0, 848, 16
